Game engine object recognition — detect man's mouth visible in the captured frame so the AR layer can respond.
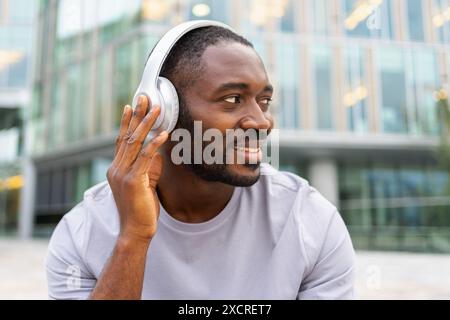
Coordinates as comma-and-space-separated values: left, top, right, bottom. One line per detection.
233, 146, 261, 153
233, 144, 263, 164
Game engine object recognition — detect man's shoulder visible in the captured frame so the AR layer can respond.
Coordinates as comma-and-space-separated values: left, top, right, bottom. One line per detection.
62, 180, 113, 219
258, 163, 308, 194
257, 164, 339, 240
258, 163, 336, 215
54, 181, 118, 244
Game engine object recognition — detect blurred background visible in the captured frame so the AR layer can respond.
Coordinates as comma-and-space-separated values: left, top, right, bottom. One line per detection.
0, 0, 450, 299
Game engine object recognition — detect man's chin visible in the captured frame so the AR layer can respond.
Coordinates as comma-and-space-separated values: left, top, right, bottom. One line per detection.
224, 163, 261, 186
189, 162, 261, 187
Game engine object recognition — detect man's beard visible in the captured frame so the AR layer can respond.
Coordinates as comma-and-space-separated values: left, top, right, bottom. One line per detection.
173, 96, 261, 187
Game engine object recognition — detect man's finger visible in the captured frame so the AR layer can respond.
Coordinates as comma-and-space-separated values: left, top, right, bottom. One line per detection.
129, 105, 161, 146
118, 105, 162, 169
128, 95, 149, 135
112, 105, 132, 164
131, 131, 169, 176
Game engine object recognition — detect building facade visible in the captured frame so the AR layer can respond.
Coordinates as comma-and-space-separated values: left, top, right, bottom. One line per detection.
26, 0, 450, 252
0, 0, 36, 235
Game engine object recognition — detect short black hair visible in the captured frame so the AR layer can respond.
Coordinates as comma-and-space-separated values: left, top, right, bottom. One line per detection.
159, 25, 254, 94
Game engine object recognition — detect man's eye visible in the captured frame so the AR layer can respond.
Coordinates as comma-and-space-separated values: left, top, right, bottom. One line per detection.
260, 98, 272, 107
224, 96, 241, 104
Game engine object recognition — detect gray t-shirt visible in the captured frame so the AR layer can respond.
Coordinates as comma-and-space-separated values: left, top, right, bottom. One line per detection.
46, 164, 356, 299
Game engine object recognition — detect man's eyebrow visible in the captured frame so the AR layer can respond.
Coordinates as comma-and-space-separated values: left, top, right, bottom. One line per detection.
262, 84, 274, 93
215, 82, 250, 92
214, 82, 274, 94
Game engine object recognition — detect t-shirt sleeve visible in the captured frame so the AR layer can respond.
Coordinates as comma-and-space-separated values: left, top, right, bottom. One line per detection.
297, 210, 356, 300
45, 214, 97, 300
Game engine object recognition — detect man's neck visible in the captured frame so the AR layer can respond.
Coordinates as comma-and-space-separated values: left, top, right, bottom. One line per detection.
157, 158, 235, 224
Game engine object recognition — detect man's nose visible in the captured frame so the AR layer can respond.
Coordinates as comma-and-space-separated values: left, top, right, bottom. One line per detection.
239, 101, 272, 131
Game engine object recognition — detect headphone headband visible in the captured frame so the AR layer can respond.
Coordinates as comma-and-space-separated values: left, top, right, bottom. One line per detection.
132, 20, 235, 137
133, 20, 234, 109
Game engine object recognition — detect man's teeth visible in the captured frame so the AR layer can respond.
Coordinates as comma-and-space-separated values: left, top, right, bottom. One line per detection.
234, 146, 260, 153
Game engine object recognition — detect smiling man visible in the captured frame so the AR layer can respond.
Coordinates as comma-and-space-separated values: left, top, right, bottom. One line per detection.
46, 24, 356, 300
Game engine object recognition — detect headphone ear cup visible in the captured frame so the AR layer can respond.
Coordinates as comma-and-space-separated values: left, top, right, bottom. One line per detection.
157, 77, 179, 133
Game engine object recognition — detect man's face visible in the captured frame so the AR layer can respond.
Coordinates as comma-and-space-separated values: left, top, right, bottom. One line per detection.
171, 42, 274, 186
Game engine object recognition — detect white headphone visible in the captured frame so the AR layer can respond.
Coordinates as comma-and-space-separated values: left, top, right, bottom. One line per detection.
132, 20, 235, 138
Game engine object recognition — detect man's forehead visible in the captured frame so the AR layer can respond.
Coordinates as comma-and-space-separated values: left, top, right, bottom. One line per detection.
200, 42, 268, 87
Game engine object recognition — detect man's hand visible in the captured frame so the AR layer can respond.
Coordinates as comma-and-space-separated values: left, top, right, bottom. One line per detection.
90, 96, 168, 300
107, 95, 169, 243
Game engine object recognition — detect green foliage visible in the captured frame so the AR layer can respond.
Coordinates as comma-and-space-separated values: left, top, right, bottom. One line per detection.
436, 97, 450, 194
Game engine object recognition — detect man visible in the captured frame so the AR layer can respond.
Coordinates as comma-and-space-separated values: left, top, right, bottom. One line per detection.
46, 25, 356, 300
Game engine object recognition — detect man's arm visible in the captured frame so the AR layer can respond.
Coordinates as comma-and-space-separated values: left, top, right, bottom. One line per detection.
46, 96, 168, 300
89, 236, 150, 299
46, 213, 96, 300
297, 210, 356, 300
88, 96, 168, 299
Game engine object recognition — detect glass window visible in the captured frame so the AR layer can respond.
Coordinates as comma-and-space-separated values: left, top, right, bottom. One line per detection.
426, 168, 450, 197
30, 84, 43, 119
29, 117, 45, 155
344, 45, 368, 132
188, 0, 229, 23
37, 5, 50, 79
138, 34, 159, 65
98, 0, 141, 45
433, 0, 450, 44
368, 165, 402, 227
95, 52, 109, 135
6, 51, 28, 87
342, 0, 393, 39
50, 169, 65, 207
66, 64, 82, 142
79, 59, 91, 139
405, 48, 439, 136
56, 0, 82, 51
398, 166, 427, 227
378, 47, 408, 133
0, 25, 32, 89
113, 40, 134, 128
339, 164, 371, 200
49, 77, 64, 149
9, 0, 36, 24
36, 171, 51, 210
339, 164, 372, 227
340, 162, 450, 252
241, 0, 265, 33
92, 157, 112, 184
74, 163, 91, 203
276, 40, 300, 129
140, 0, 175, 25
38, 0, 50, 13
406, 0, 425, 42
241, 0, 295, 33
57, 0, 141, 50
311, 0, 331, 35
448, 52, 450, 89
312, 45, 333, 130
399, 166, 427, 198
279, 0, 296, 32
